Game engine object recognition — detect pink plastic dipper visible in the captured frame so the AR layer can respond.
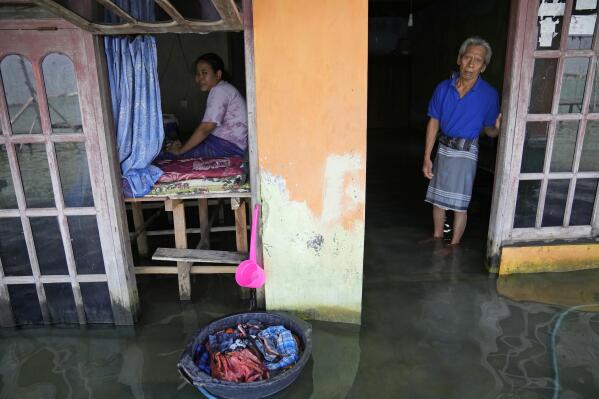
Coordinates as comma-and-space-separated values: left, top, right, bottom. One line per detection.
235, 204, 266, 288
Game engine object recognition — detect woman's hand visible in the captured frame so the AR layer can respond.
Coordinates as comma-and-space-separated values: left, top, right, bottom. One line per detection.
166, 140, 183, 155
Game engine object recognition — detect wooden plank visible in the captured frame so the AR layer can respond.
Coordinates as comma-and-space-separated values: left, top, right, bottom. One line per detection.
131, 202, 149, 257
125, 198, 221, 210
133, 225, 239, 237
198, 198, 210, 249
172, 199, 192, 300
0, 209, 20, 218
4, 274, 108, 284
153, 247, 247, 264
0, 134, 85, 144
124, 191, 251, 202
510, 225, 592, 240
0, 18, 77, 31
211, 0, 243, 30
0, 207, 98, 217
135, 265, 237, 274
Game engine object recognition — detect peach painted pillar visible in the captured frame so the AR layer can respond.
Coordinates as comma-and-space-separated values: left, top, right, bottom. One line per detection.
253, 0, 368, 324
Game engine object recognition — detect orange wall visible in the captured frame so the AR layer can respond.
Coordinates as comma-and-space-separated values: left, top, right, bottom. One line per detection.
253, 0, 368, 323
253, 0, 367, 221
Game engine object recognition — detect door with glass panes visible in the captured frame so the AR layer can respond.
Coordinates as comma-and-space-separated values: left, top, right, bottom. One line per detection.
489, 0, 599, 267
0, 23, 137, 326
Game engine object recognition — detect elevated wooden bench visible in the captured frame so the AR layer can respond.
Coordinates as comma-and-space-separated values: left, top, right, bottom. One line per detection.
125, 192, 251, 300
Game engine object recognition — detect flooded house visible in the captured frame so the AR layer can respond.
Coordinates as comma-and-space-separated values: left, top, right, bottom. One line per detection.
0, 0, 598, 397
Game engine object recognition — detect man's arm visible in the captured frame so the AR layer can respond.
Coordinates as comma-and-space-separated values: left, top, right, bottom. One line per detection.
422, 118, 439, 180
483, 113, 502, 138
169, 122, 217, 155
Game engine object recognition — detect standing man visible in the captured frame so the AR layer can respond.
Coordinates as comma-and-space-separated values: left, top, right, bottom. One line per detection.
423, 37, 501, 245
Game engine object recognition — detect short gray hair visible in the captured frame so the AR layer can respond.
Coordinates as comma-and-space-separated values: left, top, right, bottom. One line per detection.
458, 37, 492, 65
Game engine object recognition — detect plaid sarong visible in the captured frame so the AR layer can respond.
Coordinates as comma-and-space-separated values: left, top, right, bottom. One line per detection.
425, 137, 478, 212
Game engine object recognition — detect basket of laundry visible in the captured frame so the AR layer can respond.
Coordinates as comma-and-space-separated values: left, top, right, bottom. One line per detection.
178, 311, 312, 399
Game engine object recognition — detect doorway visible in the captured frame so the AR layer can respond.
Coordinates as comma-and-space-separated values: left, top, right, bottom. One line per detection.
366, 0, 510, 274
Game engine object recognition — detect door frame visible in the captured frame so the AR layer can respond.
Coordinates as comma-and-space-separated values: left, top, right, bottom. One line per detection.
488, 0, 599, 270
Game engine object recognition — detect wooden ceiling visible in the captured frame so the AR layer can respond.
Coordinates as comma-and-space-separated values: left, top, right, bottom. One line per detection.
22, 0, 243, 33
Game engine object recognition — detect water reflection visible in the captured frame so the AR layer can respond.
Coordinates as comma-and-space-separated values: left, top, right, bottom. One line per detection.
1, 271, 598, 398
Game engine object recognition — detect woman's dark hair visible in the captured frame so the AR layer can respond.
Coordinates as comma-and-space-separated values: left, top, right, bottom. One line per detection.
194, 53, 229, 81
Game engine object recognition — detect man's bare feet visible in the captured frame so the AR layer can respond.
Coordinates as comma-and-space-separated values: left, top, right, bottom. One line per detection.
417, 236, 444, 244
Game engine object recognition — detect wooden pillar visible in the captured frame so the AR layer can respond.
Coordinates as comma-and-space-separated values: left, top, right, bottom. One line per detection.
198, 198, 210, 250
167, 199, 192, 300
131, 202, 149, 258
232, 198, 248, 253
232, 198, 250, 299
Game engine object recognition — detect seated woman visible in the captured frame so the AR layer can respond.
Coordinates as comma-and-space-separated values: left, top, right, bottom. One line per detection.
161, 53, 247, 159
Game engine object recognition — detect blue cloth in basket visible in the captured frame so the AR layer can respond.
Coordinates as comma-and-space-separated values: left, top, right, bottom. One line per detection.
256, 326, 299, 371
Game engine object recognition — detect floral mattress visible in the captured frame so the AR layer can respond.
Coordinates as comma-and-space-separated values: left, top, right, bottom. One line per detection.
147, 157, 249, 196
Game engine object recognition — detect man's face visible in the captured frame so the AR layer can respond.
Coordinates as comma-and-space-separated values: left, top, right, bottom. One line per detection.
457, 44, 487, 82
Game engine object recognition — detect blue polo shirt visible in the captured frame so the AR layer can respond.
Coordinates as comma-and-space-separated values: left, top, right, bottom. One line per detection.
427, 76, 500, 140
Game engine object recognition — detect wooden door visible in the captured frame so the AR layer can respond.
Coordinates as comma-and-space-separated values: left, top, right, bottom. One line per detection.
489, 0, 599, 269
0, 21, 137, 326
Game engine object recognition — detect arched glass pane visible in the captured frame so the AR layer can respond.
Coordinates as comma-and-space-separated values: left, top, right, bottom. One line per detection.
0, 55, 42, 135
42, 54, 83, 134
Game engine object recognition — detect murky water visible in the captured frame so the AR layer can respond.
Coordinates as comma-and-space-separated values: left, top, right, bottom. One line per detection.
1, 269, 598, 398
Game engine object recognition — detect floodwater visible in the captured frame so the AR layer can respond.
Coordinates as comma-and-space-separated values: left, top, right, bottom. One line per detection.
1, 131, 598, 398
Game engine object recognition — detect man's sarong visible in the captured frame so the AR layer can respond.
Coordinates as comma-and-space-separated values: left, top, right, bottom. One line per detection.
425, 138, 478, 212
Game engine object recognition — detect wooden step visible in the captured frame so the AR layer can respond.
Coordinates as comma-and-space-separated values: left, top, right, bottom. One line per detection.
152, 247, 248, 264
135, 265, 237, 274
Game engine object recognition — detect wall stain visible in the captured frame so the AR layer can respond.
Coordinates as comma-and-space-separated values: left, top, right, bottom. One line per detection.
307, 234, 324, 252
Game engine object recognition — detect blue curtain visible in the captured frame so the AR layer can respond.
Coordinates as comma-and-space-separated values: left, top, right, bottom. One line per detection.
104, 1, 163, 197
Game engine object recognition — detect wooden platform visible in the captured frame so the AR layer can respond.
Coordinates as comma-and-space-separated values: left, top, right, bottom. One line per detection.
125, 193, 251, 300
